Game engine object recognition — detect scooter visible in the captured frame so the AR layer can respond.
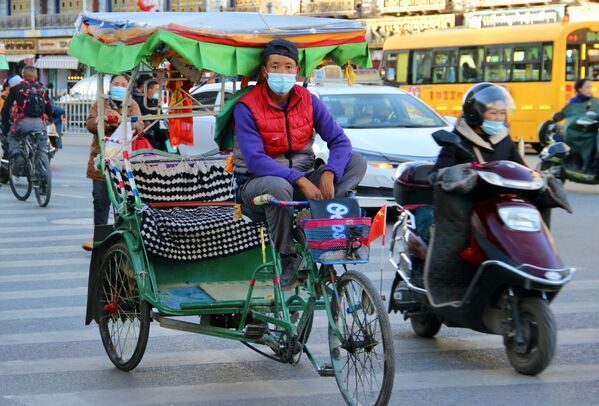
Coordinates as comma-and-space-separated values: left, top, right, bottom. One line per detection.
538, 110, 599, 184
388, 130, 574, 376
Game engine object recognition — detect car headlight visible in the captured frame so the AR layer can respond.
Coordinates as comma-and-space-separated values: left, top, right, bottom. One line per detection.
478, 171, 544, 190
354, 149, 395, 170
498, 206, 541, 232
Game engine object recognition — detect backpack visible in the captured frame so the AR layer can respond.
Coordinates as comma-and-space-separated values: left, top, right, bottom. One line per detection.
19, 81, 46, 118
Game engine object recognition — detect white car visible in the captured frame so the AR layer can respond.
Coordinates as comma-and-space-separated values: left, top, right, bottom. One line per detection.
182, 83, 451, 208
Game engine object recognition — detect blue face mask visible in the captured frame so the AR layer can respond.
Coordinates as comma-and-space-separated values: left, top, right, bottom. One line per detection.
110, 86, 127, 101
481, 120, 505, 136
267, 73, 296, 96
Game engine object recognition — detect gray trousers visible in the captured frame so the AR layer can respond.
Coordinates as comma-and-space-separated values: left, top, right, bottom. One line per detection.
8, 118, 47, 158
239, 153, 367, 255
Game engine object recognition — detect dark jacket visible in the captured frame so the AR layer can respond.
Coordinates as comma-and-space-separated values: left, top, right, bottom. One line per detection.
1, 80, 52, 133
433, 118, 525, 173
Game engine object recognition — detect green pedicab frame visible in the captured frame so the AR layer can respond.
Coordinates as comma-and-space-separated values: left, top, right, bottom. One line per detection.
76, 12, 394, 405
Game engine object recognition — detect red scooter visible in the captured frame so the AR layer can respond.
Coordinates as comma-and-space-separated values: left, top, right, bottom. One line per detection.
388, 130, 574, 376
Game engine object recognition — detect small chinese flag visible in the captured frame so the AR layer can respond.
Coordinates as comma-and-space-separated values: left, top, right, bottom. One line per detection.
367, 205, 387, 247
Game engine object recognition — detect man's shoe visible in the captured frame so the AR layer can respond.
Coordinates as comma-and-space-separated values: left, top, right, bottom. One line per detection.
280, 254, 302, 291
82, 241, 93, 251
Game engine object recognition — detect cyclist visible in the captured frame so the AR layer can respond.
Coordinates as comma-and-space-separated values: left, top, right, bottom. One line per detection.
1, 66, 52, 173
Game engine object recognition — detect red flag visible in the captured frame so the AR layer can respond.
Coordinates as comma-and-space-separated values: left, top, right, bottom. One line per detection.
367, 205, 387, 247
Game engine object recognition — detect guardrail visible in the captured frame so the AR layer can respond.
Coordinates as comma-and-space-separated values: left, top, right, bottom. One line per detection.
50, 89, 94, 134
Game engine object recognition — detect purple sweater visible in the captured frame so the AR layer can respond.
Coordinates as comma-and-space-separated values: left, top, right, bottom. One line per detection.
234, 93, 352, 184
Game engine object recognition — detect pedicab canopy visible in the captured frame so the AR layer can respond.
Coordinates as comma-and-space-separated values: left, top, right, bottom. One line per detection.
67, 12, 371, 77
0, 44, 8, 70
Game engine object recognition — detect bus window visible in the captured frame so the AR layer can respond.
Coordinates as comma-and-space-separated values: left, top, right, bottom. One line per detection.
459, 47, 482, 82
484, 46, 511, 82
566, 46, 580, 81
382, 52, 398, 82
412, 50, 432, 84
432, 49, 457, 83
512, 45, 540, 81
541, 44, 553, 81
588, 49, 599, 79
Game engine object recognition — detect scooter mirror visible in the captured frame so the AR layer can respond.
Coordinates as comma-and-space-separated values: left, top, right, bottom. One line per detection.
547, 142, 570, 158
432, 130, 461, 147
552, 111, 565, 122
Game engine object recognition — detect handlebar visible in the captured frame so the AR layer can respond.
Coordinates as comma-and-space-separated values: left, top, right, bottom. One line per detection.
251, 194, 309, 207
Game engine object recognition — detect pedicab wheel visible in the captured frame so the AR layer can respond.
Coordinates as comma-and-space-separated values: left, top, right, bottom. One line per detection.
328, 270, 395, 406
34, 155, 51, 207
8, 153, 32, 201
410, 308, 442, 338
98, 242, 150, 372
505, 297, 556, 376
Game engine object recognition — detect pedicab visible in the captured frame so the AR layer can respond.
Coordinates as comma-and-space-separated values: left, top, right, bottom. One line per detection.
70, 12, 394, 405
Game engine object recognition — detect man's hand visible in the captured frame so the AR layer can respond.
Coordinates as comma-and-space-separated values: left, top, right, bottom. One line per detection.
295, 176, 323, 200
319, 170, 335, 199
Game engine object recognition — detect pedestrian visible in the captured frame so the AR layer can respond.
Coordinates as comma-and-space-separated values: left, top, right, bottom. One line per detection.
82, 74, 144, 251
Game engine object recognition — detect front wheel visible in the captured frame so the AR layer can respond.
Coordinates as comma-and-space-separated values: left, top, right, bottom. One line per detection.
8, 153, 32, 201
98, 242, 150, 371
410, 307, 442, 338
504, 297, 556, 376
34, 154, 52, 207
328, 270, 395, 406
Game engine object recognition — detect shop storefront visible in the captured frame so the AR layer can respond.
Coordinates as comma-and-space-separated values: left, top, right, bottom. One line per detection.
35, 37, 80, 90
1, 38, 36, 82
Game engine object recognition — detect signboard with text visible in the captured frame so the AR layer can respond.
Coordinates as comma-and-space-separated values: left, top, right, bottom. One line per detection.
464, 6, 564, 29
37, 38, 72, 54
3, 39, 36, 54
383, 0, 446, 13
361, 14, 455, 48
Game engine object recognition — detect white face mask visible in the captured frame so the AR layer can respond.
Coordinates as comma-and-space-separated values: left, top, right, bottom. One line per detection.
151, 93, 160, 100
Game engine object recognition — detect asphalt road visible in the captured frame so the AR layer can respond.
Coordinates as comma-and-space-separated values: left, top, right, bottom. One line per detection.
0, 133, 598, 405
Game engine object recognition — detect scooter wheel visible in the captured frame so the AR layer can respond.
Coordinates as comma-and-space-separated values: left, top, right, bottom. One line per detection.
410, 308, 442, 338
504, 297, 556, 376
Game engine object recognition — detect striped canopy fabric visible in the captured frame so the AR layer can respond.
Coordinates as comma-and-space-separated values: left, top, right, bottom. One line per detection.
68, 12, 371, 76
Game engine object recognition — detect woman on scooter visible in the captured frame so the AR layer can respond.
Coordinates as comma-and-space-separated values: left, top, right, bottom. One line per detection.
433, 82, 524, 172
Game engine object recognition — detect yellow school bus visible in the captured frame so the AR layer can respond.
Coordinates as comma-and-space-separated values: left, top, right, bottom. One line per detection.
381, 21, 599, 150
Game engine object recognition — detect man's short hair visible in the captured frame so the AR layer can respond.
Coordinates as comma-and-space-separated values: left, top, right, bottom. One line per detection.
135, 73, 152, 89
21, 65, 38, 81
262, 39, 299, 67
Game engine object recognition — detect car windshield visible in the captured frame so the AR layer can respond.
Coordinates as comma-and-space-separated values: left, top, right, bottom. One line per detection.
319, 93, 446, 129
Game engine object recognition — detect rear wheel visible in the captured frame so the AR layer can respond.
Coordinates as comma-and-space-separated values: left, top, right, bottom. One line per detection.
328, 270, 395, 406
505, 297, 556, 376
34, 154, 51, 207
98, 242, 150, 371
8, 153, 32, 201
410, 307, 442, 338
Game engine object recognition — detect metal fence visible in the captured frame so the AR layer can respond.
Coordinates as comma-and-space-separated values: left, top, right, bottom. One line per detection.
50, 89, 94, 134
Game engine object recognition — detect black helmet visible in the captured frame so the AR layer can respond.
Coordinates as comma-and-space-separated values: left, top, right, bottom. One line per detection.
462, 82, 515, 126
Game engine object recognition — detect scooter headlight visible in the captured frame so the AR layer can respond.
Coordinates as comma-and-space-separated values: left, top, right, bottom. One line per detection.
498, 206, 542, 232
478, 171, 544, 190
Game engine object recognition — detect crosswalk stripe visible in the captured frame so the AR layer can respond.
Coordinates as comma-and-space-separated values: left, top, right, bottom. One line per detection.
0, 224, 89, 234
0, 287, 87, 300
0, 233, 90, 245
1, 297, 596, 323
0, 216, 50, 224
0, 208, 91, 215
0, 271, 88, 284
0, 257, 89, 269
5, 364, 599, 405
0, 245, 84, 256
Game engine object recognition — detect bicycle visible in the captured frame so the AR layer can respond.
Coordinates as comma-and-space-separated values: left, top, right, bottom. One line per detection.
8, 130, 52, 207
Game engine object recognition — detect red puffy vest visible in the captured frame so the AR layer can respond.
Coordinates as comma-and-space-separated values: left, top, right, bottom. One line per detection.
238, 82, 313, 156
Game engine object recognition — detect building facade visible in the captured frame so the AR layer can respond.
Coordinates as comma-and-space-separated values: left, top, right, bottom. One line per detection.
0, 0, 595, 85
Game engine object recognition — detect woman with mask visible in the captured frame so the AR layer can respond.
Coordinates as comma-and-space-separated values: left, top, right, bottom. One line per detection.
82, 74, 145, 251
433, 82, 524, 172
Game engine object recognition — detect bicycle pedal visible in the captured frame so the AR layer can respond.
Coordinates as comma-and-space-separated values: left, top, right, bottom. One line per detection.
243, 324, 267, 339
318, 364, 335, 377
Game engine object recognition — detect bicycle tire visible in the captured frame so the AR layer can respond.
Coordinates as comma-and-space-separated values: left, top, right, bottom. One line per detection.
8, 152, 32, 201
328, 270, 395, 406
34, 153, 52, 207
